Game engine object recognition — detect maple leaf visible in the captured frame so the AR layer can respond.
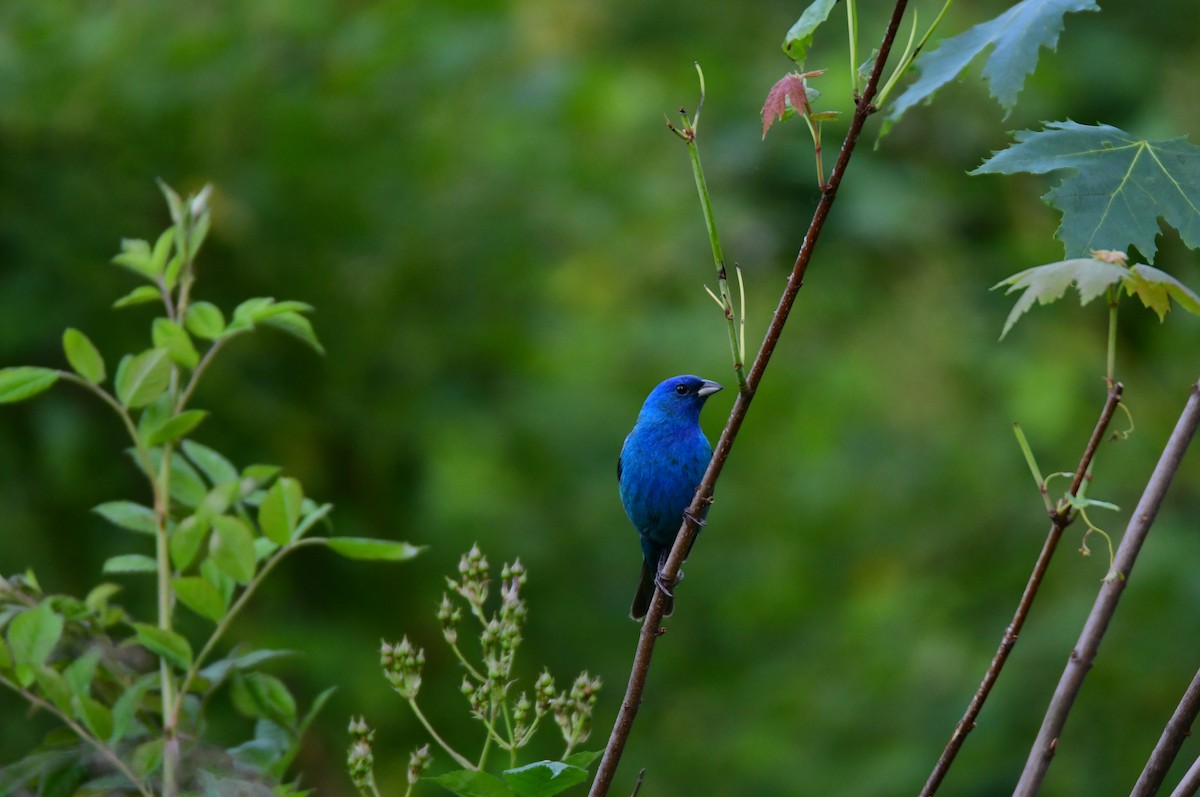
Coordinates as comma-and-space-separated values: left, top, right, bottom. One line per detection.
993, 252, 1200, 338
884, 0, 1098, 132
973, 122, 1200, 260
761, 71, 822, 139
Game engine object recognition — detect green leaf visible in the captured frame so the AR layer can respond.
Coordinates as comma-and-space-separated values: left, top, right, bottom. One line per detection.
991, 257, 1128, 339
886, 0, 1099, 128
93, 501, 158, 535
1126, 263, 1200, 320
144, 409, 209, 447
781, 0, 838, 66
293, 502, 334, 541
173, 576, 227, 623
112, 284, 163, 309
34, 665, 73, 712
324, 537, 425, 562
150, 227, 176, 277
133, 623, 193, 669
103, 554, 158, 574
84, 583, 122, 614
262, 311, 325, 354
230, 672, 297, 726
63, 648, 101, 696
189, 211, 211, 260
211, 515, 257, 584
73, 694, 114, 740
112, 238, 156, 280
152, 318, 200, 369
427, 770, 515, 797
562, 750, 602, 769
186, 301, 227, 340
114, 348, 172, 408
131, 737, 164, 778
140, 448, 209, 508
242, 464, 282, 489
199, 648, 297, 685
62, 329, 105, 385
258, 477, 303, 545
158, 179, 185, 225
110, 672, 156, 744
201, 558, 236, 612
502, 761, 589, 797
7, 602, 64, 667
170, 514, 211, 571
0, 638, 12, 671
0, 366, 59, 403
182, 439, 240, 486
973, 122, 1200, 259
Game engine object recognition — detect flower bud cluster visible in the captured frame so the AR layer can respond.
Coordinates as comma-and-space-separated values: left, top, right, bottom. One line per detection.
437, 593, 462, 646
407, 744, 432, 785
449, 543, 490, 607
552, 672, 602, 751
381, 636, 425, 700
346, 716, 376, 790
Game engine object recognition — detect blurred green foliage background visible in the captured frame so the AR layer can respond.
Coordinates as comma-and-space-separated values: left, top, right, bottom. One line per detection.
3, 1, 1200, 794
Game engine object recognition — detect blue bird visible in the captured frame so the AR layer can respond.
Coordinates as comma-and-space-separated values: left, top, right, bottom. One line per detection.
619, 375, 723, 620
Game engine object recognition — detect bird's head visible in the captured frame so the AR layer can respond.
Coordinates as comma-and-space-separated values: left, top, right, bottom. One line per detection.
640, 374, 724, 422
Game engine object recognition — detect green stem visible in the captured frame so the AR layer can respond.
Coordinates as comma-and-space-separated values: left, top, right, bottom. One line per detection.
1013, 422, 1055, 514
681, 101, 748, 392
155, 442, 178, 797
0, 674, 154, 797
875, 0, 956, 110
1107, 289, 1118, 386
175, 337, 227, 413
57, 373, 153, 476
408, 698, 476, 770
170, 537, 327, 729
847, 0, 860, 96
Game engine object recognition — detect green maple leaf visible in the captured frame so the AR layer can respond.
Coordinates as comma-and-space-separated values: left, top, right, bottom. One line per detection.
993, 252, 1200, 338
885, 0, 1098, 129
973, 122, 1200, 260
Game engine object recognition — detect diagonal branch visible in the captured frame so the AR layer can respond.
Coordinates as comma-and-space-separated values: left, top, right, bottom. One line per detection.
919, 382, 1123, 796
587, 2, 913, 794
1014, 379, 1200, 796
1130, 662, 1200, 797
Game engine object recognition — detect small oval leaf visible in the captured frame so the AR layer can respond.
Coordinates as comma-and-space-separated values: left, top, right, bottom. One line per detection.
62, 329, 106, 385
0, 367, 59, 404
324, 538, 425, 562
114, 348, 172, 408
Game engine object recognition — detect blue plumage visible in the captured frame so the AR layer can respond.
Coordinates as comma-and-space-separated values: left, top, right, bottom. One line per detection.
619, 375, 723, 620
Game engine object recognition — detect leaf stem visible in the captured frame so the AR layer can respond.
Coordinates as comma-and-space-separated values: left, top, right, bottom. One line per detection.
1107, 287, 1119, 386
847, 0, 860, 96
875, 0, 956, 110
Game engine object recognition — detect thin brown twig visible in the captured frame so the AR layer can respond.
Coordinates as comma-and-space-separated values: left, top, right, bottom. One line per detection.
1130, 662, 1200, 797
919, 382, 1123, 796
1014, 380, 1200, 796
587, 2, 913, 794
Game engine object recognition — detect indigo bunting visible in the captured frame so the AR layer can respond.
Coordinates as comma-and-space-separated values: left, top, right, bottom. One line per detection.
619, 375, 723, 620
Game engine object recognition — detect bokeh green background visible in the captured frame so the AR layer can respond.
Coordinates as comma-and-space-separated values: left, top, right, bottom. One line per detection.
4, 1, 1200, 794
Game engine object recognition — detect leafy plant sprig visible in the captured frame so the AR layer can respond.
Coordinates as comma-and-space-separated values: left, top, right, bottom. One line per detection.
353, 546, 600, 797
0, 183, 421, 797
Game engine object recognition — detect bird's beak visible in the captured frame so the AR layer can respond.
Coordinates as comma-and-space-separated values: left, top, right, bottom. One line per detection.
697, 380, 723, 398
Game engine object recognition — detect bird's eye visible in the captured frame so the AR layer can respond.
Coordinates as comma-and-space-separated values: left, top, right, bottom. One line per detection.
674, 384, 689, 395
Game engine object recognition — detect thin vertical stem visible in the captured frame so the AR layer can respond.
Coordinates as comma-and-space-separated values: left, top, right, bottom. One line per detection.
1130, 663, 1200, 797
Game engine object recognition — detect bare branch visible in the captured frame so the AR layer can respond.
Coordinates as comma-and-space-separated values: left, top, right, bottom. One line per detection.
1014, 380, 1200, 796
587, 1, 914, 793
1130, 664, 1200, 796
920, 382, 1123, 796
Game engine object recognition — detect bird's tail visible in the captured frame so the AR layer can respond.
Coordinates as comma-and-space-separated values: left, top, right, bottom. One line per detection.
630, 559, 674, 621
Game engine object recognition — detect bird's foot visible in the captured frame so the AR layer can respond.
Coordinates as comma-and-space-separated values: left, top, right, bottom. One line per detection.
654, 571, 675, 599
683, 509, 706, 528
